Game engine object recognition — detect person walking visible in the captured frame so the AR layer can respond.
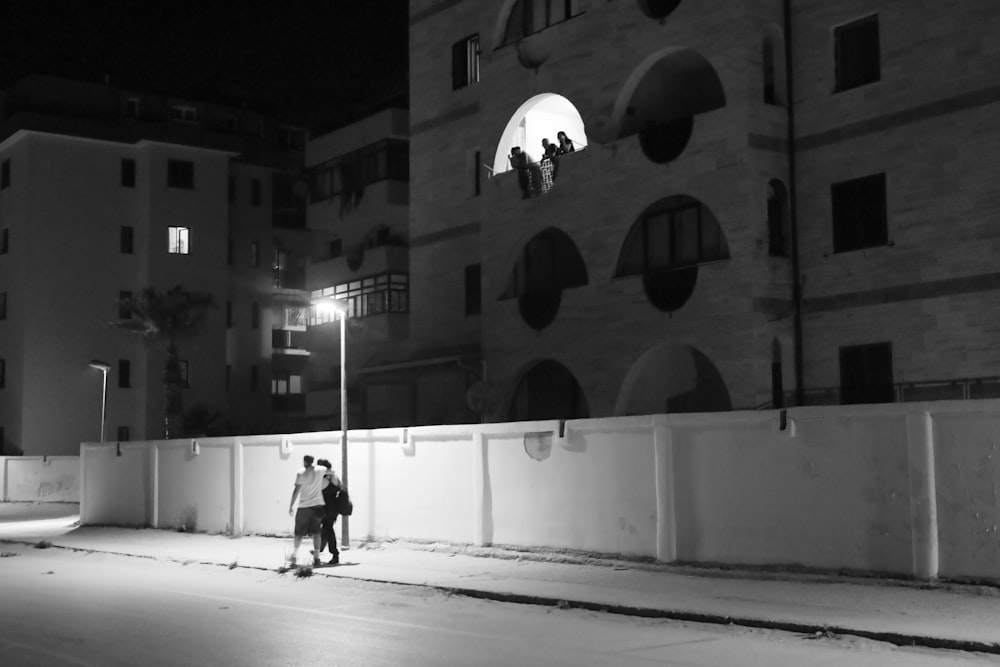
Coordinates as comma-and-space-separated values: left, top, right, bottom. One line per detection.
288, 455, 330, 567
316, 458, 342, 565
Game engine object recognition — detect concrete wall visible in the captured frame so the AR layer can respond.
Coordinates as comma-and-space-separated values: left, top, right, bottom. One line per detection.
77, 400, 1000, 583
1, 456, 79, 502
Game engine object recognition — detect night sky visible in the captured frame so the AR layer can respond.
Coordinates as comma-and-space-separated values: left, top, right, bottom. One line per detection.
0, 0, 409, 131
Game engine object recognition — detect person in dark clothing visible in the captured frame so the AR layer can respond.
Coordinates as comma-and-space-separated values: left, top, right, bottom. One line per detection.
315, 458, 342, 564
509, 146, 531, 198
556, 131, 575, 154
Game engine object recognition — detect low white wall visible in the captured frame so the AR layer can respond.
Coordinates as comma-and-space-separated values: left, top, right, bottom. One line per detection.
77, 401, 1000, 583
1, 456, 80, 502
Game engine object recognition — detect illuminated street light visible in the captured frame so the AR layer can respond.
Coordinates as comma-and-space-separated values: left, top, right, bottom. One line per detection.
87, 360, 112, 442
314, 297, 350, 548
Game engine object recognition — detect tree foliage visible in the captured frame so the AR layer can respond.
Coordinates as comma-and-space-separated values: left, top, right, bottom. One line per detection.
113, 285, 216, 439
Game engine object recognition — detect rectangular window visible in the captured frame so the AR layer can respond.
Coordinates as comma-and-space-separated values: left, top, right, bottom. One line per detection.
120, 226, 134, 254
125, 98, 139, 119
178, 360, 190, 388
250, 364, 258, 392
835, 15, 880, 91
311, 273, 409, 322
0, 291, 6, 319
251, 302, 260, 329
227, 238, 233, 266
840, 342, 893, 405
251, 178, 262, 206
473, 149, 482, 196
118, 290, 131, 320
170, 105, 198, 122
226, 301, 233, 328
1, 159, 10, 189
831, 173, 887, 253
228, 176, 235, 203
168, 226, 190, 254
0, 227, 7, 254
226, 364, 231, 392
250, 241, 259, 267
452, 34, 480, 90
0, 358, 5, 389
166, 159, 194, 189
224, 116, 238, 133
329, 239, 343, 259
118, 359, 131, 388
117, 426, 131, 441
121, 158, 136, 187
465, 264, 482, 315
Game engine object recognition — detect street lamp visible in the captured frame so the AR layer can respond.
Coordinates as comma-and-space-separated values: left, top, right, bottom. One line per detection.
314, 297, 350, 548
87, 360, 112, 442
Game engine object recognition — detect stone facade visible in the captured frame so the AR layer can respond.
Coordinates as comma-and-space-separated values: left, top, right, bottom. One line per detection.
407, 0, 1000, 419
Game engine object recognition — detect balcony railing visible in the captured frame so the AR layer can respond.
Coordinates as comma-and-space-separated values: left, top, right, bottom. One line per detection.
757, 376, 1000, 409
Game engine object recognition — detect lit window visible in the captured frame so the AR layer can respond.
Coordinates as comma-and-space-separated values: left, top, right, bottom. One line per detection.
452, 34, 480, 90
310, 273, 409, 323
168, 226, 190, 254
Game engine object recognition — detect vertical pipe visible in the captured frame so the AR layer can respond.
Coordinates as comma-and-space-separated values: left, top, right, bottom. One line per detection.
340, 313, 350, 548
783, 0, 805, 406
100, 369, 108, 443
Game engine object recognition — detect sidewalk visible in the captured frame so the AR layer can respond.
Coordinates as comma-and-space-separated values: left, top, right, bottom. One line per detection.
2, 502, 999, 654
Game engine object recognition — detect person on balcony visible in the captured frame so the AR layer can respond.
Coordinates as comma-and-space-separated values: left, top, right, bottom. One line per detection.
556, 131, 576, 154
509, 146, 531, 198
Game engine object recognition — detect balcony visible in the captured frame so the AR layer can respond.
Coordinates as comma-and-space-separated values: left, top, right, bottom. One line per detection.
310, 244, 408, 286
272, 329, 310, 363
272, 393, 306, 412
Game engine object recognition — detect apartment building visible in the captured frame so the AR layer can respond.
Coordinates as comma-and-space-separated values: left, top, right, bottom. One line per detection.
0, 75, 307, 455
302, 108, 479, 430
407, 0, 1000, 421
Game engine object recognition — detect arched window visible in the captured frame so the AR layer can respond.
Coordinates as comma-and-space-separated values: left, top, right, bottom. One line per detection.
611, 47, 726, 164
493, 93, 587, 174
616, 195, 729, 311
501, 228, 588, 330
508, 360, 589, 421
761, 26, 787, 106
636, 0, 682, 20
502, 0, 583, 45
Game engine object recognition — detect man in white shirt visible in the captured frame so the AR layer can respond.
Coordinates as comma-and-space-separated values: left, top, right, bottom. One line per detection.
288, 455, 330, 566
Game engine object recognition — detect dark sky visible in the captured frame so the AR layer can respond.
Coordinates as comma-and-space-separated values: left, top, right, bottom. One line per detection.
0, 0, 409, 130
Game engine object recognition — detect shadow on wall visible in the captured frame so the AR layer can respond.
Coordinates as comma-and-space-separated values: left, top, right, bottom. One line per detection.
616, 343, 731, 415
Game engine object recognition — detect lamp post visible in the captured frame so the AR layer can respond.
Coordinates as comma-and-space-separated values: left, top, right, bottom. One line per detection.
88, 360, 112, 442
314, 298, 350, 548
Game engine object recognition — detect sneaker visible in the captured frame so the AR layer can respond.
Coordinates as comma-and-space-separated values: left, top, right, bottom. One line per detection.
329, 555, 339, 565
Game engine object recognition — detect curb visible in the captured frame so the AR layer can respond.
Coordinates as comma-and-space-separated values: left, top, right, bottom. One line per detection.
8, 536, 1000, 656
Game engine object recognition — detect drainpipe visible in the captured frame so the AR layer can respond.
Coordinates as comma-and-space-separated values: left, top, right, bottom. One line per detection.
783, 0, 805, 406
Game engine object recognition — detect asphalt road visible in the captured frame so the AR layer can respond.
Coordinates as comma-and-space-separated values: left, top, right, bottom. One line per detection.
0, 544, 996, 667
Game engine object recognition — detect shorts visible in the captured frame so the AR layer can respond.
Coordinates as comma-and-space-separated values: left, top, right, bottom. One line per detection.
294, 505, 324, 537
